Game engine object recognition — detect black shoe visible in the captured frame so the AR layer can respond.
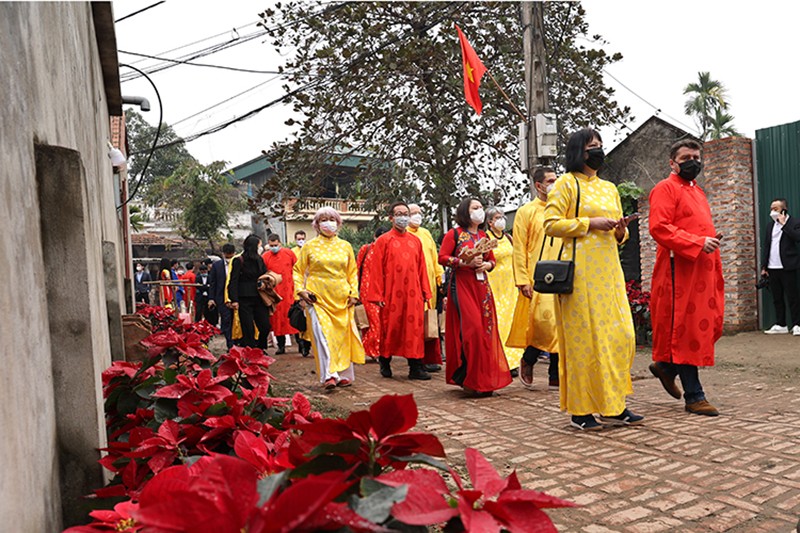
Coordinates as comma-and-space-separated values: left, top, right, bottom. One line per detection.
408, 368, 432, 380
379, 357, 392, 378
599, 409, 645, 426
510, 367, 519, 378
423, 364, 441, 372
275, 348, 286, 355
570, 414, 603, 431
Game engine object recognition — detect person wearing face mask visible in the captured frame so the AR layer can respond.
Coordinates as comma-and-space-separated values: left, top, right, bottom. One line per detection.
544, 128, 641, 431
365, 202, 433, 380
485, 206, 524, 376
761, 199, 800, 335
294, 207, 365, 389
356, 226, 390, 359
134, 263, 152, 304
648, 139, 723, 417
292, 230, 307, 260
229, 234, 272, 351
209, 243, 237, 349
507, 167, 561, 391
261, 233, 299, 354
439, 198, 511, 395
407, 203, 445, 371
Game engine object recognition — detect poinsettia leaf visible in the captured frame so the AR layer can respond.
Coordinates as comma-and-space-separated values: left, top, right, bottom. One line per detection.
390, 453, 449, 471
464, 448, 505, 499
153, 398, 178, 423
309, 438, 362, 458
376, 468, 456, 526
162, 351, 179, 368
460, 507, 503, 533
257, 471, 290, 507
163, 367, 178, 384
381, 433, 445, 458
289, 454, 352, 479
370, 394, 418, 440
203, 401, 230, 417
306, 501, 392, 533
351, 483, 407, 524
496, 489, 577, 509
116, 390, 140, 417
483, 501, 558, 532
134, 375, 160, 399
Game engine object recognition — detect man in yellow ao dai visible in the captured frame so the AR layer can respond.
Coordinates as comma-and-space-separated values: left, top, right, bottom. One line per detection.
506, 167, 561, 390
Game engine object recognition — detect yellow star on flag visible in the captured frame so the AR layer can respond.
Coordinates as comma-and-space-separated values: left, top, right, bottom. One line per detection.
465, 61, 474, 83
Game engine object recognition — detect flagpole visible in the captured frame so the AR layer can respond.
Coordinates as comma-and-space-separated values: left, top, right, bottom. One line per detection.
485, 70, 527, 122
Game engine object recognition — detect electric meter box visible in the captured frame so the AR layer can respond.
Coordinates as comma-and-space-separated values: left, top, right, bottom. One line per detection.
535, 113, 558, 158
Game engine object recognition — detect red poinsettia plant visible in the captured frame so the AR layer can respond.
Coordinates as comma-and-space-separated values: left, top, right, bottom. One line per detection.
67, 305, 572, 532
626, 279, 652, 346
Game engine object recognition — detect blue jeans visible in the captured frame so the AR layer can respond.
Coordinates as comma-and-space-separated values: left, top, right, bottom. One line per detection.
656, 362, 705, 403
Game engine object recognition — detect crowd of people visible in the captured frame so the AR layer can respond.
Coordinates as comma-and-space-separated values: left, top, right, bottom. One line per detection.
137, 128, 730, 431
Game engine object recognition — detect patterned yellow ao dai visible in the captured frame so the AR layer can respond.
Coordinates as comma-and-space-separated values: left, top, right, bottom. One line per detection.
486, 232, 523, 370
543, 172, 635, 417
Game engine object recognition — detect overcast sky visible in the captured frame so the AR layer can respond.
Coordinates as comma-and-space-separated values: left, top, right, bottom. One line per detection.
114, 0, 800, 169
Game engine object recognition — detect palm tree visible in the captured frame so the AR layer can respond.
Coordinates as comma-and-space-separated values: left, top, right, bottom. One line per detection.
683, 71, 729, 140
707, 108, 741, 140
129, 204, 146, 232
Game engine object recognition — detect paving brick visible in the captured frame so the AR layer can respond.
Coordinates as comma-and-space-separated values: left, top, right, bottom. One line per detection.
672, 500, 727, 520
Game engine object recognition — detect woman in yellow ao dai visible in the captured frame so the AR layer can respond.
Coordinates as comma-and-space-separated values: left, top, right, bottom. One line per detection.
543, 128, 641, 431
293, 208, 365, 388
485, 207, 524, 371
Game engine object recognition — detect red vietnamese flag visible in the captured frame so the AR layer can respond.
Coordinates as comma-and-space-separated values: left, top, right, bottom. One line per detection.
455, 24, 487, 115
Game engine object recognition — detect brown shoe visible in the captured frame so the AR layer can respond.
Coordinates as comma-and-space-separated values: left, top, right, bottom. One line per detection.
649, 363, 682, 399
519, 360, 534, 390
685, 400, 719, 416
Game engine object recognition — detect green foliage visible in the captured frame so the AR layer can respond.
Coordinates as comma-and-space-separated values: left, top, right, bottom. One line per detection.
617, 181, 644, 216
148, 161, 245, 251
125, 110, 197, 194
338, 224, 382, 252
683, 71, 740, 140
252, 1, 631, 230
128, 204, 147, 232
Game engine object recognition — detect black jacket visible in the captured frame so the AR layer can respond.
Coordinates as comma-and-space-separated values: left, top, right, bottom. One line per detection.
228, 254, 267, 302
134, 269, 152, 293
762, 216, 800, 271
208, 259, 228, 305
195, 272, 211, 302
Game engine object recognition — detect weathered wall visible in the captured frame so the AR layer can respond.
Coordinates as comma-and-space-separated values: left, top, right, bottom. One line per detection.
0, 3, 123, 529
639, 137, 758, 333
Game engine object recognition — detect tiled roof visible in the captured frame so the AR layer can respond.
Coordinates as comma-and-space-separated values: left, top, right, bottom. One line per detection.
131, 232, 183, 246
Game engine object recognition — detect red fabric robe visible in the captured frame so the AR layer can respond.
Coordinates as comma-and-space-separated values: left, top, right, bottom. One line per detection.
262, 248, 299, 336
179, 271, 196, 303
649, 173, 724, 366
439, 228, 511, 392
357, 243, 382, 358
364, 228, 431, 359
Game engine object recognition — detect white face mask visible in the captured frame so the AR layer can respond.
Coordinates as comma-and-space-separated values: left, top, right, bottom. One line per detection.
394, 216, 410, 230
493, 217, 506, 231
136, 265, 143, 272
319, 221, 338, 234
470, 208, 485, 224
546, 183, 554, 194
770, 210, 782, 222
296, 239, 305, 247
409, 213, 423, 227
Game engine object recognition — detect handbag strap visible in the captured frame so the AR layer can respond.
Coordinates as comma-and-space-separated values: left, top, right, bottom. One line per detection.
537, 175, 581, 262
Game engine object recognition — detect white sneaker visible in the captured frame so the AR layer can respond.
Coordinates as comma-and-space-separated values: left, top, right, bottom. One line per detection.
764, 324, 789, 334
793, 325, 800, 336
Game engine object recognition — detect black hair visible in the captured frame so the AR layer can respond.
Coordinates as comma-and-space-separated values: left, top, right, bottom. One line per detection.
198, 263, 208, 271
454, 197, 483, 230
159, 258, 171, 272
267, 233, 281, 242
185, 262, 194, 270
772, 198, 789, 210
242, 234, 261, 264
669, 139, 703, 160
374, 226, 390, 239
222, 243, 236, 255
565, 128, 603, 173
532, 166, 557, 183
387, 201, 409, 217
203, 258, 213, 266
294, 230, 306, 238
170, 259, 179, 268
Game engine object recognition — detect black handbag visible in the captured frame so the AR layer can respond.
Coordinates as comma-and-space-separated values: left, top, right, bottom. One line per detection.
533, 176, 580, 294
288, 300, 307, 332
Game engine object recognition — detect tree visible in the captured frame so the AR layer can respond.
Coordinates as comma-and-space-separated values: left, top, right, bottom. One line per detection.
683, 71, 738, 140
148, 161, 245, 252
128, 204, 146, 232
707, 107, 742, 140
125, 110, 197, 197
252, 1, 631, 230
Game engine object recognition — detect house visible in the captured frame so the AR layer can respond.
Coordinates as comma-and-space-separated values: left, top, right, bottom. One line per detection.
228, 152, 380, 242
1, 3, 127, 528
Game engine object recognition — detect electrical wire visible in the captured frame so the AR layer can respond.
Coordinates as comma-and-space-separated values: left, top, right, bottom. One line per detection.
171, 75, 282, 128
115, 1, 166, 23
127, 22, 259, 65
119, 50, 285, 75
117, 64, 163, 210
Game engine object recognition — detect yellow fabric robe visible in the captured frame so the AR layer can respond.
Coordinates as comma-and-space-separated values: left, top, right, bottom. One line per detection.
506, 198, 560, 353
543, 172, 635, 416
486, 231, 524, 369
293, 235, 365, 373
408, 225, 443, 309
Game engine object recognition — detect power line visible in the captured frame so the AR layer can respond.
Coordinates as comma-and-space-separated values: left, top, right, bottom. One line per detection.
127, 22, 259, 65
115, 1, 166, 23
119, 50, 284, 75
171, 75, 282, 128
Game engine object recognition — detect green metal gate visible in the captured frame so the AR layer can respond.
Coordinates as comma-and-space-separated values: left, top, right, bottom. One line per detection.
754, 119, 800, 329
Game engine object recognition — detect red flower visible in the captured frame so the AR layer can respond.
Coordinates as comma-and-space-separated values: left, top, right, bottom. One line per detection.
376, 468, 458, 526
152, 369, 233, 418
63, 501, 141, 532
133, 455, 260, 533
141, 329, 215, 362
129, 420, 185, 475
218, 346, 276, 389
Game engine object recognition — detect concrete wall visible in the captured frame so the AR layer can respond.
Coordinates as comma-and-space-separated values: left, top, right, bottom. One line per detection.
638, 137, 759, 333
0, 3, 123, 528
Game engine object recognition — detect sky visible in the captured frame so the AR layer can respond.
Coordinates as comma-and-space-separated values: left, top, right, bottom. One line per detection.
113, 0, 800, 168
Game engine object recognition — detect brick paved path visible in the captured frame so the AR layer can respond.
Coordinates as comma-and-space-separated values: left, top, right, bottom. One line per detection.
269, 348, 800, 532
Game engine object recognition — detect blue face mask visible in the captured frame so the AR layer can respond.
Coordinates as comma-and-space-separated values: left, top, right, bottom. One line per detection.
269, 245, 281, 254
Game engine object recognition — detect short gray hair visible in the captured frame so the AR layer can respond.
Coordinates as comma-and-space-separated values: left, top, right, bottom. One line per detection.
485, 206, 504, 222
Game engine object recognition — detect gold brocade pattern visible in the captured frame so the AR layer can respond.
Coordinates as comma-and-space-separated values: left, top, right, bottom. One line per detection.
487, 232, 523, 369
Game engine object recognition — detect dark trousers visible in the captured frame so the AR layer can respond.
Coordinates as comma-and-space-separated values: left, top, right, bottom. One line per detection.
655, 362, 705, 404
135, 292, 150, 304
276, 335, 286, 350
218, 304, 234, 349
522, 346, 559, 381
294, 334, 311, 355
194, 296, 218, 324
767, 268, 800, 327
238, 296, 271, 350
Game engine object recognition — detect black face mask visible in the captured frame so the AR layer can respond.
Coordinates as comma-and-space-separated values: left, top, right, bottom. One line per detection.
677, 159, 702, 181
585, 147, 605, 170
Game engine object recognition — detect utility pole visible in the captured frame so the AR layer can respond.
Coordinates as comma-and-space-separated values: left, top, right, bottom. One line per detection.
521, 2, 555, 178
